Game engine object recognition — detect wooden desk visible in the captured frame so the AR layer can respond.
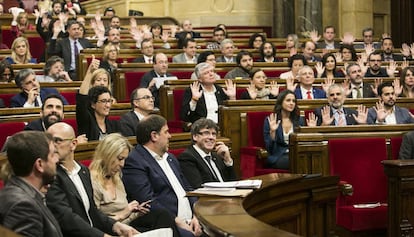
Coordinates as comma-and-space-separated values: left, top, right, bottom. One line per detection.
382, 160, 414, 237
194, 173, 339, 236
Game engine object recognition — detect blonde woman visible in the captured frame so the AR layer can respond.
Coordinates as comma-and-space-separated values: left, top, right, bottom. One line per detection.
5, 37, 37, 64
89, 133, 179, 235
99, 43, 119, 81
11, 11, 35, 37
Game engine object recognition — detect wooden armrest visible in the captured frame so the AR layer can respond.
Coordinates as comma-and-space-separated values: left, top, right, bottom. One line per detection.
338, 181, 353, 196
256, 148, 268, 160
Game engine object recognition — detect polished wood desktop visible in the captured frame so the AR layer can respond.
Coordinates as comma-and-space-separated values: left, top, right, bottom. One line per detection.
194, 173, 339, 237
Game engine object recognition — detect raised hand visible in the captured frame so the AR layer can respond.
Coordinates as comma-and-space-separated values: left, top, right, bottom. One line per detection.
309, 29, 321, 43
268, 113, 281, 140
353, 104, 368, 124
410, 43, 414, 58
88, 55, 100, 73
341, 78, 351, 96
386, 61, 397, 77
130, 17, 137, 30
374, 101, 388, 123
268, 81, 280, 97
370, 78, 383, 96
223, 79, 236, 100
315, 61, 325, 78
334, 52, 343, 63
321, 105, 334, 126
246, 82, 257, 99
357, 58, 368, 76
401, 60, 409, 70
382, 33, 391, 39
393, 78, 403, 97
190, 81, 202, 100
286, 76, 298, 92
341, 32, 356, 45
401, 43, 411, 57
321, 77, 335, 93
364, 44, 375, 56
306, 112, 318, 127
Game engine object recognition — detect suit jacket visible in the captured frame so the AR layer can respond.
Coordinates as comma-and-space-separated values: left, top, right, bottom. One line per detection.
317, 41, 341, 49
172, 53, 198, 63
294, 87, 326, 99
46, 164, 116, 237
120, 111, 139, 137
180, 84, 229, 123
314, 107, 359, 126
178, 145, 237, 188
132, 56, 146, 63
175, 31, 201, 39
367, 105, 414, 124
140, 70, 174, 108
0, 98, 4, 108
0, 176, 63, 237
10, 88, 68, 108
122, 144, 197, 217
381, 53, 405, 61
24, 118, 45, 131
364, 68, 389, 77
347, 83, 376, 98
399, 131, 414, 159
48, 37, 94, 76
216, 55, 236, 63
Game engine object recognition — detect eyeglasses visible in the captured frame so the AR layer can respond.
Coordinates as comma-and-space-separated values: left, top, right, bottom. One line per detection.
197, 131, 217, 137
135, 95, 155, 101
97, 99, 114, 104
53, 137, 74, 144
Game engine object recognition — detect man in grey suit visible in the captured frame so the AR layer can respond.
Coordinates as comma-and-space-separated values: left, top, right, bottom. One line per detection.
367, 82, 414, 124
0, 131, 63, 237
345, 63, 377, 98
216, 39, 236, 63
172, 38, 198, 63
48, 20, 95, 80
120, 88, 155, 137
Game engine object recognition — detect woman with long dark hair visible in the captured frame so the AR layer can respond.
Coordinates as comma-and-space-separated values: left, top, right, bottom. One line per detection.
315, 53, 344, 78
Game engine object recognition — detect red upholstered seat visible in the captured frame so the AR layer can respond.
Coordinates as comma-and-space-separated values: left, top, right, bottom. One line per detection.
1, 28, 14, 48
329, 138, 388, 232
240, 111, 288, 179
60, 91, 76, 105
79, 159, 92, 167
264, 69, 289, 77
124, 71, 146, 100
167, 89, 185, 133
0, 122, 26, 149
169, 148, 186, 158
171, 71, 193, 79
28, 36, 45, 63
0, 93, 16, 108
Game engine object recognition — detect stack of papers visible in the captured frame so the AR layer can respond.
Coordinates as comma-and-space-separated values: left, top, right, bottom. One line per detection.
202, 180, 262, 189
187, 188, 253, 197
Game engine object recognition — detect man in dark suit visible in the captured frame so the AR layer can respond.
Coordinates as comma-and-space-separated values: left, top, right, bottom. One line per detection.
0, 131, 63, 237
10, 68, 68, 108
399, 131, 414, 159
46, 122, 138, 237
315, 26, 341, 49
140, 53, 175, 108
24, 94, 65, 131
381, 37, 405, 61
257, 41, 280, 62
48, 20, 95, 80
345, 63, 376, 98
120, 88, 155, 137
314, 84, 368, 126
122, 115, 203, 237
293, 66, 326, 99
132, 38, 154, 63
175, 19, 201, 39
367, 82, 414, 125
178, 118, 237, 188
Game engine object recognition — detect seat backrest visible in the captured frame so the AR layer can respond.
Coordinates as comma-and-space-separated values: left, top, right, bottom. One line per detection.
171, 71, 192, 79
0, 93, 16, 108
60, 91, 77, 105
0, 122, 26, 149
125, 71, 146, 100
246, 111, 272, 147
329, 137, 388, 204
169, 148, 186, 158
390, 137, 403, 160
173, 89, 185, 121
27, 36, 45, 63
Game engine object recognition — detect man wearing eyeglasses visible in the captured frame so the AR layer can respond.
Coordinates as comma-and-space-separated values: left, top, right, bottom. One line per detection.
120, 88, 155, 137
178, 118, 237, 189
364, 51, 396, 78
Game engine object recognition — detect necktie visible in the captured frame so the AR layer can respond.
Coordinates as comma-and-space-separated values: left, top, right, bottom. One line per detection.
204, 156, 218, 181
148, 58, 152, 64
337, 111, 346, 126
355, 86, 362, 98
74, 40, 79, 56
306, 91, 312, 99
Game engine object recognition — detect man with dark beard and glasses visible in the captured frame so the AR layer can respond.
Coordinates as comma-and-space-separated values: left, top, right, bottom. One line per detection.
367, 82, 414, 124
24, 94, 65, 131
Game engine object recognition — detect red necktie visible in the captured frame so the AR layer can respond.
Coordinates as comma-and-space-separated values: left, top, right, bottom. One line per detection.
306, 91, 312, 99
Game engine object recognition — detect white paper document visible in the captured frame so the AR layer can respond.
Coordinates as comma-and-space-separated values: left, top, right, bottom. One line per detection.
154, 76, 178, 89
133, 228, 173, 237
202, 180, 262, 189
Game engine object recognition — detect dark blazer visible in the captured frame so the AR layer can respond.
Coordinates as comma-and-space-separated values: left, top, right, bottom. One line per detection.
317, 41, 341, 49
347, 83, 376, 98
294, 87, 326, 99
399, 131, 414, 159
0, 176, 63, 237
132, 56, 146, 63
178, 145, 237, 188
140, 70, 174, 108
364, 68, 389, 77
48, 37, 94, 78
239, 90, 277, 100
367, 105, 414, 124
122, 144, 197, 217
381, 53, 405, 61
120, 111, 140, 137
24, 118, 45, 131
175, 31, 201, 39
0, 98, 4, 108
180, 84, 229, 123
216, 55, 236, 63
76, 93, 120, 140
314, 107, 359, 126
10, 88, 68, 108
99, 60, 117, 82
46, 164, 116, 237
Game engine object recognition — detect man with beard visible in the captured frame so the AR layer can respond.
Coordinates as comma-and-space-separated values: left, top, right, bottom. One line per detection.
258, 41, 280, 62
344, 63, 376, 98
25, 94, 65, 131
178, 118, 237, 189
224, 50, 253, 79
380, 37, 404, 61
364, 51, 396, 78
367, 82, 414, 124
0, 131, 63, 237
46, 122, 138, 237
314, 84, 368, 126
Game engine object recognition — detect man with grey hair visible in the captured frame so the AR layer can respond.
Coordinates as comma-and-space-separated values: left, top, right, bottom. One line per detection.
216, 39, 236, 63
181, 62, 236, 123
314, 84, 368, 126
10, 68, 68, 107
344, 63, 376, 98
